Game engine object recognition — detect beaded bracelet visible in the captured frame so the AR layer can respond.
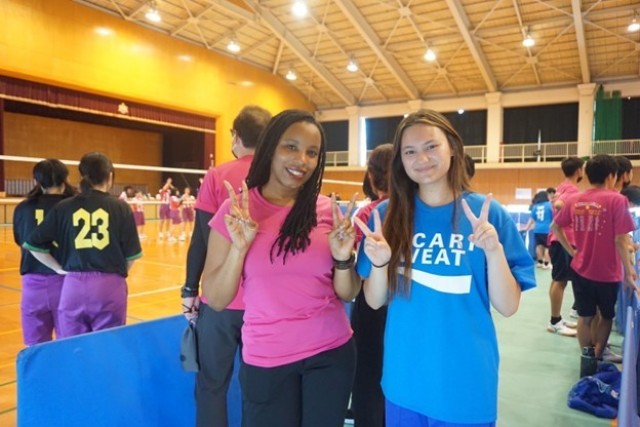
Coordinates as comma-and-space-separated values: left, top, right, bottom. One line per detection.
332, 253, 356, 270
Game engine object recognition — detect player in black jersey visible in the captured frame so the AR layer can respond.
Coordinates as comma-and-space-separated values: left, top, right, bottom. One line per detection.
24, 152, 142, 338
13, 159, 76, 345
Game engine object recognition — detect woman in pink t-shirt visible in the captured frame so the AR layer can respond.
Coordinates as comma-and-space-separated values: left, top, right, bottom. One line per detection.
202, 109, 360, 427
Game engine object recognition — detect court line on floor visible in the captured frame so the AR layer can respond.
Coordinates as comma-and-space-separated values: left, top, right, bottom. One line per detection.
135, 260, 184, 268
0, 284, 20, 292
128, 285, 181, 298
0, 267, 19, 272
0, 407, 16, 415
0, 328, 21, 337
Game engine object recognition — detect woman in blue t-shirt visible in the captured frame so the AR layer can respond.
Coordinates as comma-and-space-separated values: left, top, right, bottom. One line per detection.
354, 110, 536, 427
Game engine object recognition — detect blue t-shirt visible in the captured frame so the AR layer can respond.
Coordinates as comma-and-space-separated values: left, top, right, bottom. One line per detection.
530, 201, 552, 234
356, 193, 536, 423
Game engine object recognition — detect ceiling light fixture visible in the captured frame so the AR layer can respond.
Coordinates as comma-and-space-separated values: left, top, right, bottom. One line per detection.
94, 27, 114, 37
292, 1, 308, 18
145, 1, 161, 23
522, 27, 535, 47
285, 68, 297, 81
346, 56, 358, 73
458, 109, 465, 115
423, 45, 436, 62
227, 38, 241, 53
629, 12, 640, 32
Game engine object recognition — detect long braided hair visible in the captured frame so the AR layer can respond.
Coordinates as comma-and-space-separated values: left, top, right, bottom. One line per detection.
246, 109, 326, 263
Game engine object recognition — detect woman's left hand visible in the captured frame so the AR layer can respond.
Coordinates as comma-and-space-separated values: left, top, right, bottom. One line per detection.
329, 192, 358, 261
461, 194, 501, 253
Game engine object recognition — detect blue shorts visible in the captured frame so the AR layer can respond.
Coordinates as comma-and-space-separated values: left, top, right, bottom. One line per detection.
386, 400, 496, 427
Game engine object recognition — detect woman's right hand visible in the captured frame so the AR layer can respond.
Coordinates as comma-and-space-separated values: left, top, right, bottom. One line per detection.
223, 180, 257, 251
354, 209, 391, 268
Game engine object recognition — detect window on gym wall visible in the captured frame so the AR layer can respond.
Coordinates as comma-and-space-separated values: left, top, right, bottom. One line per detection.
503, 103, 578, 144
622, 97, 640, 140
365, 116, 404, 150
503, 103, 579, 162
442, 110, 487, 147
322, 120, 349, 166
323, 120, 349, 151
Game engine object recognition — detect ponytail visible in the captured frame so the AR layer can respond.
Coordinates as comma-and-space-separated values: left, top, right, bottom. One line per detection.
27, 159, 71, 199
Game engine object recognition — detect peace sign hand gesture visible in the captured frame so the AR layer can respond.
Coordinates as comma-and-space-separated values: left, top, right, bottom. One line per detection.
223, 180, 257, 251
354, 209, 392, 268
328, 193, 358, 260
461, 194, 501, 253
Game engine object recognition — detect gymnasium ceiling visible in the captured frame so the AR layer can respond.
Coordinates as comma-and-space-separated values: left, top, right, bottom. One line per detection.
75, 0, 640, 110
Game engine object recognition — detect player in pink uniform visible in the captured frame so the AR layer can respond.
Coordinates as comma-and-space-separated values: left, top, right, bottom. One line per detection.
202, 110, 360, 427
546, 157, 584, 337
157, 177, 174, 239
132, 189, 146, 239
180, 105, 272, 427
168, 189, 183, 242
552, 154, 636, 362
181, 187, 195, 238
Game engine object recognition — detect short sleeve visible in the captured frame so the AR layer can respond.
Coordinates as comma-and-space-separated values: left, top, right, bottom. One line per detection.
490, 199, 536, 291
209, 198, 232, 241
23, 206, 60, 253
355, 201, 389, 279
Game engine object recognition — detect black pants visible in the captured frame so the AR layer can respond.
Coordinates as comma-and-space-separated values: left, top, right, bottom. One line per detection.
184, 209, 214, 289
195, 304, 244, 427
351, 290, 387, 427
240, 339, 356, 427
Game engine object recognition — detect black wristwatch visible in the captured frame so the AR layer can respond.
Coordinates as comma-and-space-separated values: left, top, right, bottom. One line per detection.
181, 286, 199, 298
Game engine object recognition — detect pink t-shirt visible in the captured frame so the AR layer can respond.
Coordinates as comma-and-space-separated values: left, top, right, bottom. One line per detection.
210, 188, 352, 368
554, 188, 634, 282
548, 180, 580, 245
196, 155, 253, 308
158, 188, 171, 204
195, 156, 253, 214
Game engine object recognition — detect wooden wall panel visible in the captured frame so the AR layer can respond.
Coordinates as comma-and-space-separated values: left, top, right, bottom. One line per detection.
4, 113, 162, 192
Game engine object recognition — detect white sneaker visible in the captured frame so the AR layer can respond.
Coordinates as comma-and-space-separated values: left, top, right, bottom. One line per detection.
168, 236, 177, 243
547, 321, 577, 337
569, 309, 579, 319
564, 319, 577, 329
158, 232, 164, 240
179, 233, 186, 241
602, 347, 623, 363
542, 263, 552, 270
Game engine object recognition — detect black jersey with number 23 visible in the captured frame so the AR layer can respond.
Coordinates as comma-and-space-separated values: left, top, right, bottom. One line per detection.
24, 189, 142, 277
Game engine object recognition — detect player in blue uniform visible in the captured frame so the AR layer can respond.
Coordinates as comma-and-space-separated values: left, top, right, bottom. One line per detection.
13, 159, 76, 345
355, 110, 535, 426
24, 152, 142, 337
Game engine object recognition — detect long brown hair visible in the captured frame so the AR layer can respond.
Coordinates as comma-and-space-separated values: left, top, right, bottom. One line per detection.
383, 110, 471, 297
